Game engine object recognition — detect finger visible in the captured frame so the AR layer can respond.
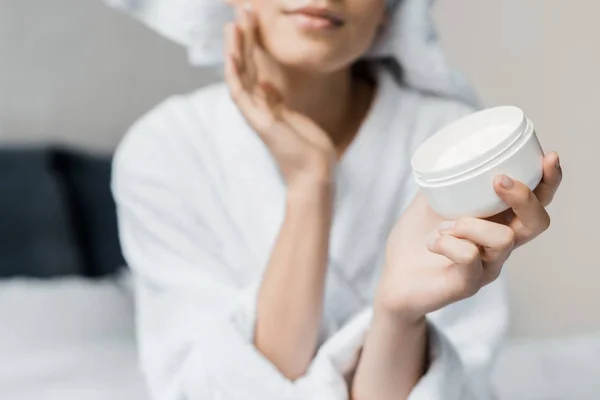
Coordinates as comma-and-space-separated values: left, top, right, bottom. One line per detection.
427, 234, 482, 268
240, 5, 258, 88
485, 209, 513, 226
438, 218, 515, 261
252, 81, 317, 137
493, 175, 551, 243
256, 81, 284, 112
280, 108, 336, 152
224, 23, 241, 65
226, 63, 291, 143
481, 259, 505, 286
224, 54, 264, 127
533, 151, 562, 207
224, 54, 249, 107
225, 46, 304, 157
427, 234, 484, 300
438, 218, 511, 285
255, 84, 325, 153
232, 20, 253, 90
251, 82, 286, 132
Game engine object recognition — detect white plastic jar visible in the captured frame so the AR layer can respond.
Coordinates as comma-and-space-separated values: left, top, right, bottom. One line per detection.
411, 106, 545, 219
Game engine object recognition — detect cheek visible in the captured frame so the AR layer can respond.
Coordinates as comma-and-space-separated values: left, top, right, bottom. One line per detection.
251, 1, 286, 45
349, 21, 381, 56
334, 14, 383, 63
343, 4, 387, 55
254, 10, 297, 57
251, 2, 385, 71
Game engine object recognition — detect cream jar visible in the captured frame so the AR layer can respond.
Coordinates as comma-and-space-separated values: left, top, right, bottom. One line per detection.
411, 106, 544, 219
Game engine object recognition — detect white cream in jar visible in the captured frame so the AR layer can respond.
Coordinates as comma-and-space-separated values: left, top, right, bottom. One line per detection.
411, 106, 545, 219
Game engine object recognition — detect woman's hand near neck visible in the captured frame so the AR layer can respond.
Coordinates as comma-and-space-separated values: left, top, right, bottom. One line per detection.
225, 7, 372, 379
254, 50, 375, 157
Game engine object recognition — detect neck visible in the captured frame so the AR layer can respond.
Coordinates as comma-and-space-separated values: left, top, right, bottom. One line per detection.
256, 57, 374, 150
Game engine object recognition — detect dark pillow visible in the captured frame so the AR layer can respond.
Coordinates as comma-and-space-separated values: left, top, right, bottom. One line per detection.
0, 147, 83, 278
53, 148, 125, 277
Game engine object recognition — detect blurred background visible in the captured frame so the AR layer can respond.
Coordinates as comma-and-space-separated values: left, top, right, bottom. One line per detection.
0, 0, 598, 399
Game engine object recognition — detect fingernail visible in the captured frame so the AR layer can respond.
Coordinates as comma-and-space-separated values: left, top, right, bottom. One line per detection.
426, 237, 437, 248
554, 153, 561, 169
235, 5, 244, 20
243, 2, 253, 12
438, 221, 455, 232
499, 175, 514, 190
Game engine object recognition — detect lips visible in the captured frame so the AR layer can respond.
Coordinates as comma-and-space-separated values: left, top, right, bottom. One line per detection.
285, 6, 345, 29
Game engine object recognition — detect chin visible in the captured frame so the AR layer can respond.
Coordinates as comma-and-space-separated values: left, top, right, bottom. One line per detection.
266, 39, 361, 74
273, 49, 347, 73
259, 19, 369, 74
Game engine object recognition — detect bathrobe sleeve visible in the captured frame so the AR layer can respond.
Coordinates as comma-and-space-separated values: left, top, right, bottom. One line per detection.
318, 278, 509, 400
321, 98, 510, 400
112, 97, 507, 400
112, 99, 360, 400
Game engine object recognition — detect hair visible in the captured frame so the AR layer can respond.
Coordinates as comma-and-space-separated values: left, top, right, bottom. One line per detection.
352, 57, 404, 86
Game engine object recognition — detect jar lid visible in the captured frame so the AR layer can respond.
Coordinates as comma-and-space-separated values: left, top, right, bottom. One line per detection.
412, 106, 529, 183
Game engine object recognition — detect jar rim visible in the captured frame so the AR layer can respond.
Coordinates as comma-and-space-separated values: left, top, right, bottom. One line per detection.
412, 106, 530, 183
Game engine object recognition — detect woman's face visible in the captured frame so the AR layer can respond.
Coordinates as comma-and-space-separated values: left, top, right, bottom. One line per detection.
246, 0, 388, 72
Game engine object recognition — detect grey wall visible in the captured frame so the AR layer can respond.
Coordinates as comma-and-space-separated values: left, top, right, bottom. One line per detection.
0, 0, 217, 152
1, 0, 598, 338
436, 0, 599, 338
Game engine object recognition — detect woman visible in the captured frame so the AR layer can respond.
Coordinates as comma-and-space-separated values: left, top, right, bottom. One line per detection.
111, 0, 562, 399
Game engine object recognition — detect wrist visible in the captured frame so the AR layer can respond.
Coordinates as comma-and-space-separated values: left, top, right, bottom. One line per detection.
370, 305, 427, 350
374, 284, 427, 327
287, 178, 334, 204
294, 152, 337, 187
374, 301, 426, 328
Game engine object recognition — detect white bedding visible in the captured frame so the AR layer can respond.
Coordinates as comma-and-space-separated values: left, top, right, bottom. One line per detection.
0, 277, 598, 400
0, 275, 148, 400
492, 335, 600, 400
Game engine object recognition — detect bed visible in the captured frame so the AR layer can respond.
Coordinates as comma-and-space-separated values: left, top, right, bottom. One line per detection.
0, 275, 148, 400
2, 274, 600, 400
1, 146, 598, 400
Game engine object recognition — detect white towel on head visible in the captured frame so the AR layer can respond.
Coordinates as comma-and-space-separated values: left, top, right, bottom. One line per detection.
105, 0, 480, 106
368, 0, 479, 106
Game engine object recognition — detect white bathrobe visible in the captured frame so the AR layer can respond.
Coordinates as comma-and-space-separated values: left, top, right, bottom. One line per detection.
112, 66, 509, 400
